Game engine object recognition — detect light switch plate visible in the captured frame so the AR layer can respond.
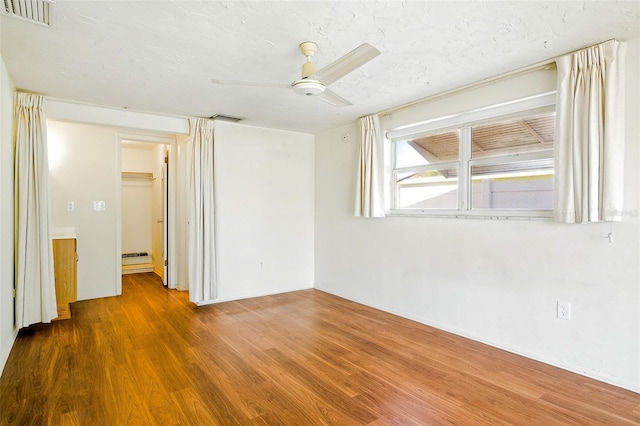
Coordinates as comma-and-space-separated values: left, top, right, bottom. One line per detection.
93, 201, 106, 212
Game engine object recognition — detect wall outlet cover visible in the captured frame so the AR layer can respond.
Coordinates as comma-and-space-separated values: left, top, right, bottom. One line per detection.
557, 301, 571, 320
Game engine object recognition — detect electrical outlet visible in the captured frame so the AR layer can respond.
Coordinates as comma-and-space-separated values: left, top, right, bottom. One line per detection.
67, 201, 75, 211
557, 301, 571, 320
259, 260, 264, 269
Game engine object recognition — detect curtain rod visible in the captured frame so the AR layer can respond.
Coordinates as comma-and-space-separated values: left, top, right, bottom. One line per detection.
376, 38, 617, 118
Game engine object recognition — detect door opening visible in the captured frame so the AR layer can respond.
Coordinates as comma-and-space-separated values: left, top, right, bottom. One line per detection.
120, 138, 173, 287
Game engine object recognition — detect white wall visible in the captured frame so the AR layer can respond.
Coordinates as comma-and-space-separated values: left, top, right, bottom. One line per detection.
121, 177, 153, 256
48, 121, 121, 300
0, 52, 16, 374
122, 145, 158, 171
315, 39, 640, 392
46, 117, 315, 303
214, 121, 315, 301
45, 102, 188, 294
48, 121, 180, 299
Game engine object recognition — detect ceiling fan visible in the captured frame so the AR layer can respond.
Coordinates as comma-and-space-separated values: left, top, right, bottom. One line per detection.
211, 41, 380, 107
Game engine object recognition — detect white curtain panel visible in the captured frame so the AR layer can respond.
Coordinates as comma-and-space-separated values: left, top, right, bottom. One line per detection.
187, 118, 217, 305
355, 114, 385, 218
554, 40, 626, 223
14, 92, 58, 327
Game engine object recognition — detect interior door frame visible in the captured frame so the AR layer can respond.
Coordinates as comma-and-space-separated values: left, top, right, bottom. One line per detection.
162, 157, 168, 285
116, 133, 178, 295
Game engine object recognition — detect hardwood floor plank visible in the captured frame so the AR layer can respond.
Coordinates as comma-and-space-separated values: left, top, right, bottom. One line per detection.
349, 371, 468, 425
1, 273, 638, 425
59, 410, 80, 426
170, 386, 227, 425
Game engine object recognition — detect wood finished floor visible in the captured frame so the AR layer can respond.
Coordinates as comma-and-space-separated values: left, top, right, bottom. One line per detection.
1, 273, 638, 425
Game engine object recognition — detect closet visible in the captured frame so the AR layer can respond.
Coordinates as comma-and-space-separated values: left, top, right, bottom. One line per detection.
121, 141, 167, 280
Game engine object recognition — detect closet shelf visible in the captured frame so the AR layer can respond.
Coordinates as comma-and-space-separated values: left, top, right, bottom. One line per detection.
122, 171, 154, 180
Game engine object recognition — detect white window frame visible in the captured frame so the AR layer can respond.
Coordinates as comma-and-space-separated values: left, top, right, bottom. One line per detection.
387, 92, 556, 219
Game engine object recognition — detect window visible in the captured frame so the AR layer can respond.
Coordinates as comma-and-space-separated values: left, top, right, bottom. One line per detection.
394, 130, 460, 210
389, 93, 555, 218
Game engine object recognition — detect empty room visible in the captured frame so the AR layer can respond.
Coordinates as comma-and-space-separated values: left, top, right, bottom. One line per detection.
0, 1, 639, 424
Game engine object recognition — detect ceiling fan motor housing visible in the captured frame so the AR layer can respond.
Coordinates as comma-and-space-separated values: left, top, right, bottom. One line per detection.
212, 41, 379, 107
293, 79, 325, 96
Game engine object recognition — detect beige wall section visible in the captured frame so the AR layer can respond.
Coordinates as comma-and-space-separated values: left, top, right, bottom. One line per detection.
213, 121, 315, 301
48, 121, 120, 301
0, 52, 17, 374
46, 116, 315, 303
44, 101, 188, 294
314, 39, 640, 392
48, 121, 179, 300
175, 135, 191, 291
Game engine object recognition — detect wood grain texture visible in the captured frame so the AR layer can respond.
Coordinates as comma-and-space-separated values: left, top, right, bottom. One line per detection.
52, 238, 77, 320
1, 273, 638, 425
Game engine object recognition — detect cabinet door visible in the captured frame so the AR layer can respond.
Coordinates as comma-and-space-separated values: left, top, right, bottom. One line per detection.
53, 238, 77, 305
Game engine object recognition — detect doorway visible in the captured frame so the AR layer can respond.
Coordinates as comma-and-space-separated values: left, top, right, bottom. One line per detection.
120, 136, 173, 287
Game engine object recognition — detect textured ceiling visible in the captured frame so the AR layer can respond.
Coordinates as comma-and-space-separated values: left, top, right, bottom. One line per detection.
1, 1, 639, 134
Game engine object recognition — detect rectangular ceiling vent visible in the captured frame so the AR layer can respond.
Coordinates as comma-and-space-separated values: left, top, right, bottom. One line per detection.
3, 0, 54, 27
209, 114, 243, 123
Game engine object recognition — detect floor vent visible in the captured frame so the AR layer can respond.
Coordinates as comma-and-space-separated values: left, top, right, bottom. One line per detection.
3, 0, 54, 27
122, 252, 149, 258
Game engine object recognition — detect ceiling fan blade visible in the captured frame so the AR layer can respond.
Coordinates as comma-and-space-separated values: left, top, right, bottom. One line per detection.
316, 88, 352, 107
314, 43, 380, 86
211, 79, 291, 89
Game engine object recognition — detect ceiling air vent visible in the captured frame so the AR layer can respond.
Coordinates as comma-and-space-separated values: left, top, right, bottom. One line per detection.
3, 0, 54, 27
209, 114, 243, 123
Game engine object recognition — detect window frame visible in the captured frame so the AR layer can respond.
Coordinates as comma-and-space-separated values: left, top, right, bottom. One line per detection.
387, 92, 556, 219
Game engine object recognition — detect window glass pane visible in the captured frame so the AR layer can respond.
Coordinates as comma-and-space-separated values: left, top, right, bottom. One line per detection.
395, 131, 459, 168
471, 113, 555, 158
396, 169, 458, 209
470, 158, 553, 210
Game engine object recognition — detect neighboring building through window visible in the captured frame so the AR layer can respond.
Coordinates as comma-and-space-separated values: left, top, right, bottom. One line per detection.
388, 92, 555, 218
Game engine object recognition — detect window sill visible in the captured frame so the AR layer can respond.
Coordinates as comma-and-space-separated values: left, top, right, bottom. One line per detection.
387, 209, 553, 220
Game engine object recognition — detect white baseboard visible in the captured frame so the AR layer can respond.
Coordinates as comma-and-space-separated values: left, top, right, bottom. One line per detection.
203, 284, 314, 305
122, 263, 155, 274
0, 328, 18, 378
314, 285, 639, 394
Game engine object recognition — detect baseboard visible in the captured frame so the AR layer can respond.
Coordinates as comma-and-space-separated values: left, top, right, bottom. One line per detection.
153, 268, 164, 279
204, 284, 314, 305
314, 285, 639, 394
0, 328, 18, 378
122, 263, 155, 274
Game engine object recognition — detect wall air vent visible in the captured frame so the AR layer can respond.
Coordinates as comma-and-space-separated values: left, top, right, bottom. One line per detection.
209, 114, 243, 123
3, 0, 54, 27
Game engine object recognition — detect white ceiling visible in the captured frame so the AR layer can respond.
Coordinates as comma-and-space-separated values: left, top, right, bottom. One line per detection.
2, 1, 639, 134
